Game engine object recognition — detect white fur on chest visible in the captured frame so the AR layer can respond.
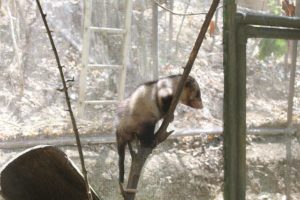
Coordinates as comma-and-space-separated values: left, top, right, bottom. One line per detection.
128, 85, 161, 122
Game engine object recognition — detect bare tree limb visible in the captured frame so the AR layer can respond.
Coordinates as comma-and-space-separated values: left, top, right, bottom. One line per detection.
155, 0, 220, 145
153, 0, 207, 16
122, 0, 220, 199
35, 1, 92, 199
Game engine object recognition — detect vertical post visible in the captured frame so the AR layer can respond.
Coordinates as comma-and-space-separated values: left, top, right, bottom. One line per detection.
78, 0, 93, 117
119, 0, 132, 100
287, 39, 298, 125
285, 1, 300, 199
152, 1, 159, 79
236, 25, 247, 200
223, 0, 245, 199
285, 30, 297, 200
287, 0, 300, 126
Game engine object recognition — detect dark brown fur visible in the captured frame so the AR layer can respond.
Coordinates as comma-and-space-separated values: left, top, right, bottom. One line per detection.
116, 75, 203, 183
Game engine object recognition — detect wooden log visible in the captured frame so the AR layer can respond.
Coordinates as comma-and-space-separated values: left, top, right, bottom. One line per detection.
0, 145, 100, 200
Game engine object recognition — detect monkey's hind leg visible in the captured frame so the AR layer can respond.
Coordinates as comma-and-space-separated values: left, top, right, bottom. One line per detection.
137, 122, 156, 148
117, 141, 126, 183
128, 142, 137, 159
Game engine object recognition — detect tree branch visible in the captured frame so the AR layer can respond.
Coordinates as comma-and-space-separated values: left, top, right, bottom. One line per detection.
35, 1, 92, 199
155, 0, 220, 145
122, 0, 220, 199
153, 0, 207, 16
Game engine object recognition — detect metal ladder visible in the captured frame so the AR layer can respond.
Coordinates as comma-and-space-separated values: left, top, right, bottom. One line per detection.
78, 0, 132, 117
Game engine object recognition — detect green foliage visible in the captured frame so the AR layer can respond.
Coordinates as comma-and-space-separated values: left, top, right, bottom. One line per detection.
258, 39, 288, 60
256, 0, 287, 60
268, 0, 282, 15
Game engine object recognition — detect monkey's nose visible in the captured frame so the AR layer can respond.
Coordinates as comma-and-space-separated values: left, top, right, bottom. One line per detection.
191, 100, 203, 109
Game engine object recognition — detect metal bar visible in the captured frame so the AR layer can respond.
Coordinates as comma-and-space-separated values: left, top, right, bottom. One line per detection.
248, 128, 296, 135
236, 12, 300, 29
87, 64, 122, 69
78, 0, 93, 117
118, 0, 132, 101
236, 25, 247, 200
246, 26, 300, 40
285, 2, 300, 199
84, 100, 118, 105
175, 127, 296, 137
0, 127, 296, 150
223, 0, 239, 199
287, 43, 298, 125
89, 27, 126, 34
0, 136, 116, 149
284, 41, 297, 200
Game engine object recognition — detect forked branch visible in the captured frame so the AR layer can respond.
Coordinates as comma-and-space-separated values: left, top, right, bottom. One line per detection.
122, 0, 220, 199
154, 0, 220, 145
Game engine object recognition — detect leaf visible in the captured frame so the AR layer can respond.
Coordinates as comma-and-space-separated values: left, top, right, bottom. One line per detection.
208, 20, 216, 36
282, 0, 295, 16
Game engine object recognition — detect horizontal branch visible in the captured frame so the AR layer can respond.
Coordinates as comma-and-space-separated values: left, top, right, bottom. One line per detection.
154, 0, 207, 16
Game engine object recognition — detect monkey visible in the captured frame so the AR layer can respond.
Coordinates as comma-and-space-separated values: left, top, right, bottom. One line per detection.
116, 74, 203, 183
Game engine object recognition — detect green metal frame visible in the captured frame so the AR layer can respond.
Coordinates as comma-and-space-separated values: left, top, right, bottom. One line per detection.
223, 1, 300, 200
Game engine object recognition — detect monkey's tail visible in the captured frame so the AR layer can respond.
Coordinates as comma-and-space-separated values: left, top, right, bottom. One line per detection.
118, 140, 126, 183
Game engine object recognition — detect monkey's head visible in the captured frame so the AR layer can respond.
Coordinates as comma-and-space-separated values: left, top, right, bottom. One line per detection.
180, 76, 203, 109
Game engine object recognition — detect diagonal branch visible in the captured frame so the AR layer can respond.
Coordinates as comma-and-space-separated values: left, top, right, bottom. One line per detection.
35, 1, 92, 199
154, 0, 220, 145
123, 1, 220, 200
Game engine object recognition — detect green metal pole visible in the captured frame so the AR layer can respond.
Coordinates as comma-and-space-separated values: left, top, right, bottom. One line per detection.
246, 26, 300, 40
223, 0, 240, 199
236, 25, 247, 200
236, 12, 300, 29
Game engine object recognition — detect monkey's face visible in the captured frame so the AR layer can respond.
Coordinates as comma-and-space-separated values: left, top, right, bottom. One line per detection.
181, 77, 203, 109
187, 88, 203, 109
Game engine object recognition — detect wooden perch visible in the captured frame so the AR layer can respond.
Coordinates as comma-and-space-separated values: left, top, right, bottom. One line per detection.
35, 0, 92, 199
122, 0, 220, 199
0, 146, 100, 200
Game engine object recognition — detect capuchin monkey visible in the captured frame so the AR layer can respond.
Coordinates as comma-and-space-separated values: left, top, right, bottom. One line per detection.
116, 74, 203, 183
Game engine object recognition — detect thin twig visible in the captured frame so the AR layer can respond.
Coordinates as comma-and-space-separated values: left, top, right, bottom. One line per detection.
154, 0, 220, 145
7, 4, 21, 68
35, 1, 92, 199
7, 3, 24, 95
175, 0, 191, 58
0, 121, 23, 131
153, 0, 207, 16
